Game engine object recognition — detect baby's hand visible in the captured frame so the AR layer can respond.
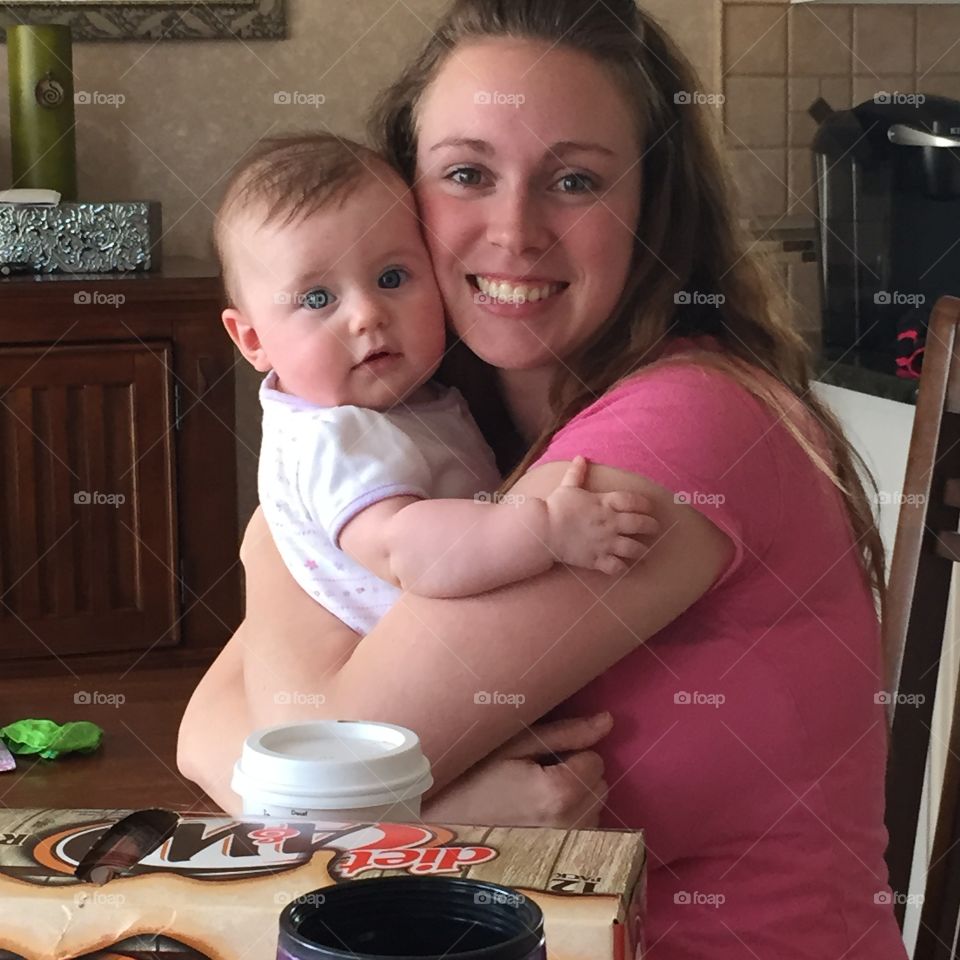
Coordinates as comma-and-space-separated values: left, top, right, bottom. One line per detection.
544, 456, 658, 576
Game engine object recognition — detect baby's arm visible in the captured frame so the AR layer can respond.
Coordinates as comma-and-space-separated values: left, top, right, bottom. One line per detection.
338, 456, 658, 598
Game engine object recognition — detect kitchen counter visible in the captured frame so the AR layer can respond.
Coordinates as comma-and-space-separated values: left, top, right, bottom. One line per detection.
800, 324, 921, 406
815, 352, 919, 405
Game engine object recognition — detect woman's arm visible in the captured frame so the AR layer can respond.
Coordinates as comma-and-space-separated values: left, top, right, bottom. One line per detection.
216, 459, 733, 795
177, 513, 365, 813
177, 623, 253, 813
177, 538, 619, 824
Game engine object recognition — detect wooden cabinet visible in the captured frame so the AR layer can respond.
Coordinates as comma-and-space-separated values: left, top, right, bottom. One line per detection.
0, 259, 240, 675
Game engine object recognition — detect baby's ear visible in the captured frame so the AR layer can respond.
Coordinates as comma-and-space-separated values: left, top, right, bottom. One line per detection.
222, 308, 271, 372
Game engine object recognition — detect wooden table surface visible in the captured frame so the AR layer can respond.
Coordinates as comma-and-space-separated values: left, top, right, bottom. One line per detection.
0, 665, 219, 813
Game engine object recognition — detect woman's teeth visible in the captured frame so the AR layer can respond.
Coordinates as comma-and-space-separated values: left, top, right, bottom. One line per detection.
474, 276, 564, 304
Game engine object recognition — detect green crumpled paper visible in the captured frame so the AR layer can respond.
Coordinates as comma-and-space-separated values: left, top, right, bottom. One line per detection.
0, 719, 103, 760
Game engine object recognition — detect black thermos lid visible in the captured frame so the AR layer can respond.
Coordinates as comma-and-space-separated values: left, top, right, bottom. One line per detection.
277, 877, 546, 960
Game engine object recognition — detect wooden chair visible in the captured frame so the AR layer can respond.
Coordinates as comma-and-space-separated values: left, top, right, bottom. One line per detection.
884, 294, 960, 958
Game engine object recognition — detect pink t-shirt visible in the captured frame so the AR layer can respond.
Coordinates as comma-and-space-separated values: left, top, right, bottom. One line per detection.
533, 353, 906, 959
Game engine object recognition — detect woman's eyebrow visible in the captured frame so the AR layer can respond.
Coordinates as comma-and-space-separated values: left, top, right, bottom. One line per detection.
428, 137, 616, 159
429, 137, 492, 154
549, 140, 617, 159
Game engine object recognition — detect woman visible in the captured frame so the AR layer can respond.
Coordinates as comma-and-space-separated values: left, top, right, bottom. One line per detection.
179, 1, 905, 956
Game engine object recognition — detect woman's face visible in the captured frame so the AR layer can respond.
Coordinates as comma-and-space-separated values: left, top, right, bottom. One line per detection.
414, 38, 642, 372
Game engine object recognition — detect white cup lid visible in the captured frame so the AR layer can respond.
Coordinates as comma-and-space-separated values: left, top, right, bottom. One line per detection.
231, 720, 433, 809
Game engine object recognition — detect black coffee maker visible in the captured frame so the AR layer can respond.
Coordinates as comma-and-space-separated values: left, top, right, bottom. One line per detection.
812, 93, 960, 376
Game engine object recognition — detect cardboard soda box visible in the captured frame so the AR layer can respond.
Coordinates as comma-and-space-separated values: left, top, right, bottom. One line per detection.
0, 808, 646, 960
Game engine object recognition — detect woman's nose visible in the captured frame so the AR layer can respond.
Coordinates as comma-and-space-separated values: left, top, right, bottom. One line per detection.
485, 189, 553, 256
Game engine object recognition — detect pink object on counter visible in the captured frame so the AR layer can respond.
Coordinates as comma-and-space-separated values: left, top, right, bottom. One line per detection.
0, 742, 15, 772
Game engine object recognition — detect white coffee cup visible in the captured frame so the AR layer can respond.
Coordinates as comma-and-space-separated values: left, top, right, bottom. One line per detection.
231, 720, 433, 821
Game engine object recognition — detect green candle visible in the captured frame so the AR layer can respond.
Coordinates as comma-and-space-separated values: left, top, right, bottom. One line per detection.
7, 24, 78, 199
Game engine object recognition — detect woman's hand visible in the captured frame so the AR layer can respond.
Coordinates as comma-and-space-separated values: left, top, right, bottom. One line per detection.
421, 712, 613, 828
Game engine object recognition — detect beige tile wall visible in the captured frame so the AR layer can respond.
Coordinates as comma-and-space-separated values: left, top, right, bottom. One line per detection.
723, 2, 960, 222
722, 2, 959, 331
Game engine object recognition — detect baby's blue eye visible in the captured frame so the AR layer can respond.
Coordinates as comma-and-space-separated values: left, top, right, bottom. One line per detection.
302, 288, 334, 310
379, 268, 408, 289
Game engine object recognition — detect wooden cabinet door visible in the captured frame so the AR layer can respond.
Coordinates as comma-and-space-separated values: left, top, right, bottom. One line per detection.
0, 343, 178, 660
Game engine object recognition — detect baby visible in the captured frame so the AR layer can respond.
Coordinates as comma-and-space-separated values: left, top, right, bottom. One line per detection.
213, 134, 652, 636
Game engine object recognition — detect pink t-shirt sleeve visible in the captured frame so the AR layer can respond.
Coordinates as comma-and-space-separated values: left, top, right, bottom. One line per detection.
532, 363, 785, 590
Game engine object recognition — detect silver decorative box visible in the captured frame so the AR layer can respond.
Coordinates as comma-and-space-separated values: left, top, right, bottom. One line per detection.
0, 201, 162, 274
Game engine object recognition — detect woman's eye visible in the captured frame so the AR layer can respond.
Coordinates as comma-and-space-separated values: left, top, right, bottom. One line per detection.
379, 268, 408, 290
446, 167, 484, 187
302, 288, 334, 310
556, 172, 596, 194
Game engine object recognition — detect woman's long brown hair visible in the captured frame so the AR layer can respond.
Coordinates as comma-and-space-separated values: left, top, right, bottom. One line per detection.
368, 0, 887, 631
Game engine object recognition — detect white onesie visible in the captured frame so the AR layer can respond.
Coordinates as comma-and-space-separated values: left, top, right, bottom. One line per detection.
258, 371, 503, 635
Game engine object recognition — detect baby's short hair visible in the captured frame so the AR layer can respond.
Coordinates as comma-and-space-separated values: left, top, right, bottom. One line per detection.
213, 133, 395, 308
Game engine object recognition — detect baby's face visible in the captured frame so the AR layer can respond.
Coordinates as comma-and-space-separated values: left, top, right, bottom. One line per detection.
227, 174, 447, 409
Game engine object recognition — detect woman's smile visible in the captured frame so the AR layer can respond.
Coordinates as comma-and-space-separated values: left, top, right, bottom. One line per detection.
467, 273, 570, 316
